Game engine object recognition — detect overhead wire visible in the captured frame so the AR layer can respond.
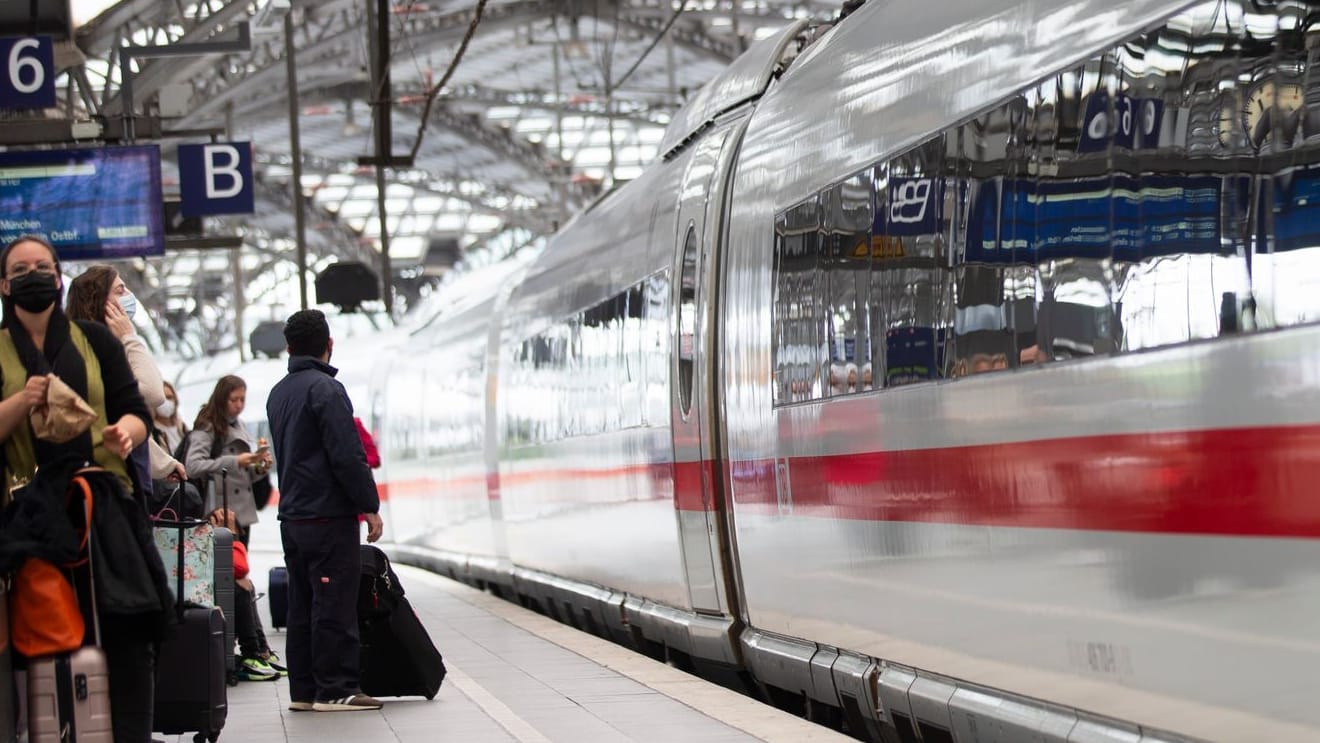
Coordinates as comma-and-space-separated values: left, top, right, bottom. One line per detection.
611, 0, 695, 93
406, 0, 493, 162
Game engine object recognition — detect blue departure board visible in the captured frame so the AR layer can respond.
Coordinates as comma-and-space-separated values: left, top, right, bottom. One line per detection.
0, 145, 164, 259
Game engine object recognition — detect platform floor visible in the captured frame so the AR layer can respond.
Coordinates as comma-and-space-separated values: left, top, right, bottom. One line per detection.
172, 524, 850, 743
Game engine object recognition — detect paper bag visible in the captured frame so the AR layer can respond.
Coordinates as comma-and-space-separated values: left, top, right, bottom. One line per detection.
30, 374, 97, 444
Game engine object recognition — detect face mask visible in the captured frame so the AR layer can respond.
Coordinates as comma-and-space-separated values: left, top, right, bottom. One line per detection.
118, 291, 137, 320
157, 399, 176, 419
8, 272, 60, 313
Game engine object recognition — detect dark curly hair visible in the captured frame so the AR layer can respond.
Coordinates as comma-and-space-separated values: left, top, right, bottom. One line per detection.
65, 264, 119, 325
284, 309, 330, 358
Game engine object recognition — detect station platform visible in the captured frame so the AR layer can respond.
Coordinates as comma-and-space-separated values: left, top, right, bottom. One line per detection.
183, 524, 849, 743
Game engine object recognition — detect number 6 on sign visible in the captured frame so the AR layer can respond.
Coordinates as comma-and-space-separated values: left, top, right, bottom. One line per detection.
0, 36, 55, 110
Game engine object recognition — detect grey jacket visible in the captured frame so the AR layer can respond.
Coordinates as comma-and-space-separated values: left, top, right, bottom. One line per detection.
185, 421, 268, 528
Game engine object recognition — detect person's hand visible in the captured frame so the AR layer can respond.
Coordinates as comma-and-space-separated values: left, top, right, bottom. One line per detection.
208, 508, 237, 531
19, 374, 48, 412
104, 299, 134, 339
169, 460, 187, 481
364, 513, 384, 543
258, 449, 273, 467
236, 452, 257, 467
102, 423, 134, 458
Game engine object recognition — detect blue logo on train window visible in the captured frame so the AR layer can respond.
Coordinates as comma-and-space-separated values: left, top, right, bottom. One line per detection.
882, 178, 942, 236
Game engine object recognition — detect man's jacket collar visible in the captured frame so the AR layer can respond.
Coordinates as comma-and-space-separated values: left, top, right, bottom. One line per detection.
288, 355, 338, 377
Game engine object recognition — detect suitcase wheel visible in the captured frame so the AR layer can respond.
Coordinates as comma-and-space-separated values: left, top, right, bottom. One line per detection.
194, 732, 220, 743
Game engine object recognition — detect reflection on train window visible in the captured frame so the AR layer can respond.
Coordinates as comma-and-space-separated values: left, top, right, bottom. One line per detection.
503, 274, 661, 445
820, 174, 873, 396
876, 137, 949, 387
769, 0, 1320, 406
772, 198, 822, 404
678, 225, 698, 417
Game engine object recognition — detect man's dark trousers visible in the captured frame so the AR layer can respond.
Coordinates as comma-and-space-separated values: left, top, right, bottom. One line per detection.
281, 517, 362, 702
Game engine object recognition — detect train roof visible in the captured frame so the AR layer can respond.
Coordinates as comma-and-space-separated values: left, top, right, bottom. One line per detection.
745, 0, 1201, 208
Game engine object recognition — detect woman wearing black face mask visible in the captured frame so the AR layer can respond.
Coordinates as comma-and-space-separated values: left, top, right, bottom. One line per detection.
0, 235, 171, 743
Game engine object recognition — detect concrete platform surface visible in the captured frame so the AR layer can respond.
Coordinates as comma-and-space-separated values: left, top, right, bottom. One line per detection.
159, 524, 851, 743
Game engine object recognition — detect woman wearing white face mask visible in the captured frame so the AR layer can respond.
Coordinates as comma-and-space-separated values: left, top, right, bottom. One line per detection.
67, 265, 187, 492
155, 380, 189, 455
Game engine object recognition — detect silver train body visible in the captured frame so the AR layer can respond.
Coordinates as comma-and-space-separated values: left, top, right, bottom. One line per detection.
375, 1, 1320, 741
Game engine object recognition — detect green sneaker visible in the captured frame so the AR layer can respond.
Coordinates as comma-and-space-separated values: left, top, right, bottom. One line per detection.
237, 656, 279, 682
261, 651, 288, 676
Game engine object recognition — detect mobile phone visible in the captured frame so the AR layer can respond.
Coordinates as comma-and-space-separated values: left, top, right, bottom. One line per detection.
255, 445, 270, 456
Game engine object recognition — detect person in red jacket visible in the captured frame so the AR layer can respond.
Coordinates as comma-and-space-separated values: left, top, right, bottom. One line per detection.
354, 417, 380, 469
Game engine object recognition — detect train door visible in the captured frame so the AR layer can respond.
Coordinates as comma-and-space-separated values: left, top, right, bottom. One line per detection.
671, 121, 742, 614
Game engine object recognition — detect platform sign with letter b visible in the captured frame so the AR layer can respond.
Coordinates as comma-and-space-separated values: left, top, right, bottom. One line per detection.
0, 36, 55, 110
178, 142, 255, 216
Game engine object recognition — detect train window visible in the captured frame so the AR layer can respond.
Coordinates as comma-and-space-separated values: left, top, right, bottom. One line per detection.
678, 224, 699, 417
821, 175, 873, 396
769, 0, 1320, 406
773, 198, 823, 403
1234, 10, 1320, 333
1104, 12, 1253, 352
644, 271, 671, 425
876, 138, 948, 386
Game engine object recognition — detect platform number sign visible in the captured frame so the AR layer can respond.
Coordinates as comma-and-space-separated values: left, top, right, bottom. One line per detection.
0, 36, 55, 110
178, 142, 255, 217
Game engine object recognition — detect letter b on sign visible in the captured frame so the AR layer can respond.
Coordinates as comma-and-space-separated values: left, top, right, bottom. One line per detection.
179, 142, 254, 216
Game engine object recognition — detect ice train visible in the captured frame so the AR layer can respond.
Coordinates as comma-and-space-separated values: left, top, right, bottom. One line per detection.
373, 1, 1320, 740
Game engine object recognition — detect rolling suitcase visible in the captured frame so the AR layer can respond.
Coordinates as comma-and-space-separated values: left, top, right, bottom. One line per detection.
358, 546, 445, 699
153, 472, 231, 743
153, 606, 226, 743
268, 566, 288, 629
212, 524, 236, 678
152, 519, 234, 675
27, 648, 113, 743
29, 475, 113, 743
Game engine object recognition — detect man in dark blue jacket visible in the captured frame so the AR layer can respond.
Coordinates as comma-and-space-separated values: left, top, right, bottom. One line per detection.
267, 309, 385, 712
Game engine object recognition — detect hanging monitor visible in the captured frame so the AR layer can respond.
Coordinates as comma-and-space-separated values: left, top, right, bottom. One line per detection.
0, 0, 72, 40
0, 145, 165, 259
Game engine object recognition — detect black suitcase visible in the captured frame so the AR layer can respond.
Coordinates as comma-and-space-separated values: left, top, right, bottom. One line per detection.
154, 507, 229, 741
268, 566, 289, 629
153, 519, 234, 680
154, 606, 227, 743
358, 546, 444, 699
360, 595, 445, 699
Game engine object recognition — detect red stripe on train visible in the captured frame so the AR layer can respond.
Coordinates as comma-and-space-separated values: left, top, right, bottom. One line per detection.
375, 424, 1320, 538
729, 424, 1320, 538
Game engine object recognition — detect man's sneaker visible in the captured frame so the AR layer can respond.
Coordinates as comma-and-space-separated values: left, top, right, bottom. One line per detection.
237, 657, 279, 682
288, 701, 315, 712
313, 694, 383, 712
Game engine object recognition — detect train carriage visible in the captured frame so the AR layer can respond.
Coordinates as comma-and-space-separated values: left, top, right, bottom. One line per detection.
379, 1, 1320, 740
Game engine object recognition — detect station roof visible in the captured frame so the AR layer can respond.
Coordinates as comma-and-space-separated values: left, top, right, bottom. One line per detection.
8, 0, 838, 356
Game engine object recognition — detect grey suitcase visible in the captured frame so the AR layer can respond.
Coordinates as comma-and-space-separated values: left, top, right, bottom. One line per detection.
27, 648, 113, 743
212, 525, 235, 678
